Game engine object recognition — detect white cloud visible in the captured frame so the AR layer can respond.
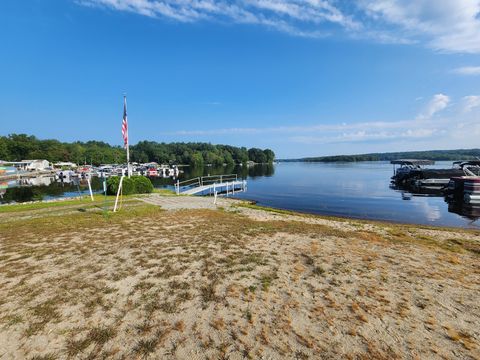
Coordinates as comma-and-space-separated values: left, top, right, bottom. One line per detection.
358, 0, 480, 53
167, 93, 480, 150
416, 93, 450, 120
453, 66, 480, 75
462, 95, 480, 113
78, 0, 480, 53
76, 0, 355, 38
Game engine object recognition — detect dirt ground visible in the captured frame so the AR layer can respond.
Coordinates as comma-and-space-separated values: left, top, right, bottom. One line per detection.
0, 197, 479, 359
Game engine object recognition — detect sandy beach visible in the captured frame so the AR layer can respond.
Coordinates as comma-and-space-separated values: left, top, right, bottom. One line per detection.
0, 195, 479, 359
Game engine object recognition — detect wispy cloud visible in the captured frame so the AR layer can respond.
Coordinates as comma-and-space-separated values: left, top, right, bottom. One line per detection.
416, 93, 450, 120
453, 66, 480, 75
462, 95, 480, 113
78, 0, 480, 53
76, 0, 354, 38
357, 0, 480, 54
166, 93, 479, 147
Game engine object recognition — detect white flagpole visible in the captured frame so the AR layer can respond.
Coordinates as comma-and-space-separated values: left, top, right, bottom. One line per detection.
126, 137, 131, 178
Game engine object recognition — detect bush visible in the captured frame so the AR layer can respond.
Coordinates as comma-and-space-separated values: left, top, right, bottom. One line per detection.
106, 176, 153, 195
132, 176, 154, 194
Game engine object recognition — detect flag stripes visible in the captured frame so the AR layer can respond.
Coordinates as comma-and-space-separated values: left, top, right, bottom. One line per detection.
122, 97, 128, 149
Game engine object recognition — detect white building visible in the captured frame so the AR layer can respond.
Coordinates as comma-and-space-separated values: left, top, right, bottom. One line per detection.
24, 160, 51, 171
54, 162, 77, 169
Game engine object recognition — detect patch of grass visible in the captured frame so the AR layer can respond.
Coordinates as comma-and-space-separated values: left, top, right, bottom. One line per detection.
153, 188, 176, 196
237, 202, 297, 216
133, 337, 158, 358
159, 301, 178, 314
312, 266, 325, 276
244, 308, 253, 322
30, 354, 57, 360
65, 337, 91, 357
0, 203, 160, 239
259, 271, 278, 291
303, 254, 315, 266
200, 281, 219, 306
239, 253, 266, 266
134, 321, 153, 335
176, 291, 193, 302
3, 314, 23, 327
26, 299, 61, 335
87, 325, 116, 345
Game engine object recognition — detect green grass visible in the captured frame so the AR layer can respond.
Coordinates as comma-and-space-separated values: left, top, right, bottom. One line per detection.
0, 194, 145, 214
236, 202, 299, 216
0, 203, 162, 238
153, 188, 176, 196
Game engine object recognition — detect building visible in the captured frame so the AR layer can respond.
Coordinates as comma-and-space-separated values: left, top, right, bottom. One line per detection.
0, 160, 51, 171
54, 162, 77, 169
25, 160, 51, 171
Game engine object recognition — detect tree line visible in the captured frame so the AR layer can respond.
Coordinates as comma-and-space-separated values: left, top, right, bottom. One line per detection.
0, 134, 275, 166
295, 149, 480, 162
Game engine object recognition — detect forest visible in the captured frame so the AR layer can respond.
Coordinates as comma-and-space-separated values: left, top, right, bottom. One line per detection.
292, 149, 480, 162
0, 134, 275, 166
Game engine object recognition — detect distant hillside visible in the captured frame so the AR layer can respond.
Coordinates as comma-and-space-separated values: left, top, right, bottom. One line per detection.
282, 149, 480, 162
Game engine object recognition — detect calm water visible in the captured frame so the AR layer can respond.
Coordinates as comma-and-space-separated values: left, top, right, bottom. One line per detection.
230, 162, 480, 229
2, 161, 479, 228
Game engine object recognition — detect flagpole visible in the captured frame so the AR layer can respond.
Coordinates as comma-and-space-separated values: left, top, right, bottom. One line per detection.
124, 95, 131, 178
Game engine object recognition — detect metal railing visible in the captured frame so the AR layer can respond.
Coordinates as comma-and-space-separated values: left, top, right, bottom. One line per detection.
175, 174, 238, 194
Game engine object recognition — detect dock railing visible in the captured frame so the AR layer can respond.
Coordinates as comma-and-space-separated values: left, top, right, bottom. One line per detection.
175, 174, 238, 194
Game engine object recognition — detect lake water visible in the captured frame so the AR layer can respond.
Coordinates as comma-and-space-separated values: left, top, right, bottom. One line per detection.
2, 161, 478, 229
230, 162, 479, 229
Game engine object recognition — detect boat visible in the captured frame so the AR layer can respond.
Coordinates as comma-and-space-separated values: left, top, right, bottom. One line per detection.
147, 167, 158, 177
391, 159, 435, 185
391, 159, 476, 192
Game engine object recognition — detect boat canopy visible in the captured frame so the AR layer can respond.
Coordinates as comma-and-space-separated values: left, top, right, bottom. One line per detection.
459, 160, 480, 166
390, 159, 435, 166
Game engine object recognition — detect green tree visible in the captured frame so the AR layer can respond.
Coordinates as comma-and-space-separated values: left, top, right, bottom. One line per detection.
263, 149, 275, 163
190, 152, 204, 167
248, 148, 267, 163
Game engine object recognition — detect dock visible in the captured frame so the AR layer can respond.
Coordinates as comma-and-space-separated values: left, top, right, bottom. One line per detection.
174, 174, 247, 196
0, 170, 55, 181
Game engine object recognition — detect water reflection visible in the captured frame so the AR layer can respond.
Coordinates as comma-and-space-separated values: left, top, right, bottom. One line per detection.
392, 175, 480, 225
0, 176, 103, 203
179, 163, 275, 180
445, 199, 480, 225
0, 165, 276, 204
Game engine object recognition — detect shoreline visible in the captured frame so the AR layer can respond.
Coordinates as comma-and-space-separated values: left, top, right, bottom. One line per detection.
2, 193, 480, 232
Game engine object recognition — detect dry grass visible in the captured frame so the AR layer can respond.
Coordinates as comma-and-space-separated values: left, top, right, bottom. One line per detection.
0, 199, 479, 359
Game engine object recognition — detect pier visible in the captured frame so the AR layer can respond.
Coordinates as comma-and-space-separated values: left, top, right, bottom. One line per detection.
0, 170, 55, 181
174, 174, 247, 196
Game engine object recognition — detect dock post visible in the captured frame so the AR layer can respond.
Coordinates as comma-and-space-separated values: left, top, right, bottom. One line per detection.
214, 190, 217, 205
176, 180, 180, 195
232, 181, 235, 195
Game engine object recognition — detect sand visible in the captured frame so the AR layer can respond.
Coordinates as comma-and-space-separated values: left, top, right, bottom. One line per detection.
0, 195, 479, 359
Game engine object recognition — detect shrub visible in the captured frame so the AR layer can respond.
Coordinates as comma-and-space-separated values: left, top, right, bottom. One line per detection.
106, 176, 153, 195
132, 176, 154, 194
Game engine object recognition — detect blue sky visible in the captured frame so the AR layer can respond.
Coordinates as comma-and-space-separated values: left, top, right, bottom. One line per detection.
1, 0, 480, 158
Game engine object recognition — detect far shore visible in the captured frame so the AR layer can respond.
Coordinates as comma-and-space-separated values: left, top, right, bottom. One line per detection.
0, 194, 479, 359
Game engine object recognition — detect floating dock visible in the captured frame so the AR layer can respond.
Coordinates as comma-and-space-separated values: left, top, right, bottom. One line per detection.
175, 174, 247, 196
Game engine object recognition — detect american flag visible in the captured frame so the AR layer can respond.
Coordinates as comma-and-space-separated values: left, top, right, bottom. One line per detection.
122, 96, 128, 149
